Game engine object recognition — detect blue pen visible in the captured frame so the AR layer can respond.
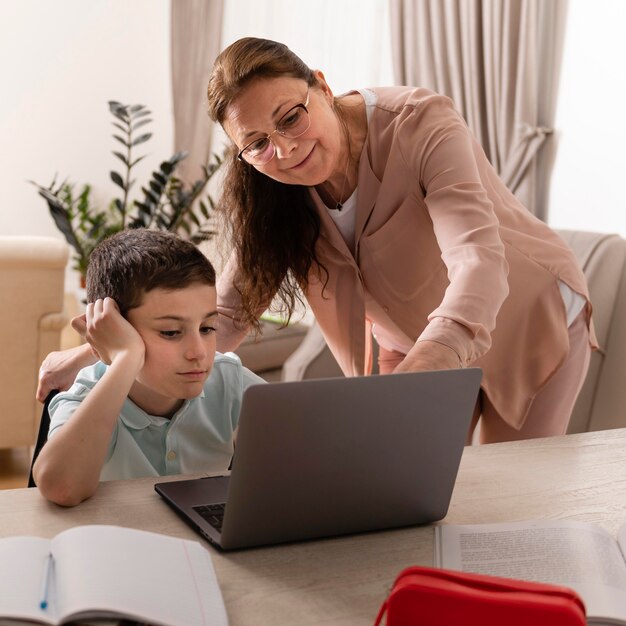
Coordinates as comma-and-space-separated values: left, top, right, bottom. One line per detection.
39, 553, 53, 610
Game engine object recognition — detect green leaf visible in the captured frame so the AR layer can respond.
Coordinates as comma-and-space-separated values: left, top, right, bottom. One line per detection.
110, 171, 125, 189
131, 133, 152, 146
134, 201, 151, 216
111, 121, 128, 134
171, 151, 189, 164
132, 118, 152, 131
149, 180, 162, 194
110, 108, 130, 124
130, 155, 147, 168
77, 185, 92, 212
138, 195, 156, 211
113, 198, 124, 215
131, 109, 151, 120
157, 214, 170, 229
142, 186, 160, 204
33, 189, 83, 252
154, 172, 167, 186
112, 151, 129, 165
160, 161, 174, 176
113, 135, 130, 147
128, 215, 146, 228
109, 100, 128, 113
190, 228, 216, 244
128, 209, 149, 227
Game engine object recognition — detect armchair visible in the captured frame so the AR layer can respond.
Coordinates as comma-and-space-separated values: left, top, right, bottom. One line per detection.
0, 236, 68, 449
556, 230, 626, 433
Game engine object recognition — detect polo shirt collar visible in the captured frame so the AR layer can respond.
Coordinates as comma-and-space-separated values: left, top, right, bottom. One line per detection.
119, 397, 196, 430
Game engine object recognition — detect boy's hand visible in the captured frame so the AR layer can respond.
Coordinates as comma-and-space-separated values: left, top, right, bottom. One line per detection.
86, 298, 145, 371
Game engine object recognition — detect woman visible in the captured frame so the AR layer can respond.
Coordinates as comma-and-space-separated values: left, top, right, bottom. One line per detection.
39, 37, 595, 443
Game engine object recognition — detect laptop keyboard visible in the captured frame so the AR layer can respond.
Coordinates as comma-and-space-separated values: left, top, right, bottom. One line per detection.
193, 503, 226, 532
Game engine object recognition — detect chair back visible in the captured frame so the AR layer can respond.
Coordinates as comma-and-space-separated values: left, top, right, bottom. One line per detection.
28, 390, 59, 487
556, 230, 626, 432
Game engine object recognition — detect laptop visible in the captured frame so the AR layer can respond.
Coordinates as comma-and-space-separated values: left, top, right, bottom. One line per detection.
155, 368, 482, 550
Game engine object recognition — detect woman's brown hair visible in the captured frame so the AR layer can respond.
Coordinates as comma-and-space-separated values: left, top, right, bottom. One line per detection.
207, 37, 329, 330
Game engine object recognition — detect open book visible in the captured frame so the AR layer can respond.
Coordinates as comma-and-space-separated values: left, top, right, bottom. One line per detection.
0, 525, 227, 626
435, 519, 626, 626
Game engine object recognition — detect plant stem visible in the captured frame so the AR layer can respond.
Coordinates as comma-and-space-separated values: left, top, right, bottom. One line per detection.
121, 111, 132, 228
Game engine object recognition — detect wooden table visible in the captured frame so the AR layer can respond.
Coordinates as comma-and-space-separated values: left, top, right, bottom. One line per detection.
3, 428, 626, 625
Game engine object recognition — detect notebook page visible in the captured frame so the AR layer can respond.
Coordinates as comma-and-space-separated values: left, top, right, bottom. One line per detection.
51, 525, 227, 626
0, 536, 57, 624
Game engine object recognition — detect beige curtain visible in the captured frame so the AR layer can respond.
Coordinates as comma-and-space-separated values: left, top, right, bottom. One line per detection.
389, 0, 568, 219
170, 0, 224, 184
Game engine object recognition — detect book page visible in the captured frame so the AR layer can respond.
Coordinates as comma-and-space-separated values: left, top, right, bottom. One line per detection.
0, 536, 58, 625
51, 525, 227, 626
435, 520, 626, 624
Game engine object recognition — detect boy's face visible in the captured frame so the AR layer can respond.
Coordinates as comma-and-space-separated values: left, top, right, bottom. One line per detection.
126, 283, 218, 416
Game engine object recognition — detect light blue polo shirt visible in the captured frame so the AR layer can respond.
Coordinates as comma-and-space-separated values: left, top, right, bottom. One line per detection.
48, 352, 265, 481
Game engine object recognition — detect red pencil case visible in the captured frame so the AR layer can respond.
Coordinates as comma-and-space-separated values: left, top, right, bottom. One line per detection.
374, 566, 586, 626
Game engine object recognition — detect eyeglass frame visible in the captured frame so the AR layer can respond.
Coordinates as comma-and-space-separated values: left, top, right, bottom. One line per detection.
236, 89, 311, 165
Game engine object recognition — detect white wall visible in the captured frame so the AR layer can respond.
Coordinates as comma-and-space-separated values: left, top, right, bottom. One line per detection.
548, 0, 626, 236
0, 0, 172, 287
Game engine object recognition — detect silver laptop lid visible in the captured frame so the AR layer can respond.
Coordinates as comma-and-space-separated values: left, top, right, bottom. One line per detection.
217, 368, 481, 549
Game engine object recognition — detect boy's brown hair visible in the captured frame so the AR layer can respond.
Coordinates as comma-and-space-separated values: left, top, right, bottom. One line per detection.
86, 229, 216, 316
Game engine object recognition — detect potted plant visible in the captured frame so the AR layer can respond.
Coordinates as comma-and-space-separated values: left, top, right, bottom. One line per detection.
31, 101, 222, 283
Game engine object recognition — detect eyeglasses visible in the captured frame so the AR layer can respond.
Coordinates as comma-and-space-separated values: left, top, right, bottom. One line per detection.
237, 89, 311, 165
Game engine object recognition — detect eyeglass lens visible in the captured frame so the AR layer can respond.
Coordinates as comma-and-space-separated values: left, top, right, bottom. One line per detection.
242, 104, 310, 164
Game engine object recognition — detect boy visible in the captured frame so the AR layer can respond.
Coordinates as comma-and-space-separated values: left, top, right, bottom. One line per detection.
33, 229, 265, 507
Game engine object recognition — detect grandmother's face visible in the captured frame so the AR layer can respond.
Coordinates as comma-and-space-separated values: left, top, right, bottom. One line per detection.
223, 73, 343, 186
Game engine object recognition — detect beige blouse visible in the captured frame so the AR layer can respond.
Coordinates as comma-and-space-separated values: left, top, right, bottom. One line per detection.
217, 87, 597, 429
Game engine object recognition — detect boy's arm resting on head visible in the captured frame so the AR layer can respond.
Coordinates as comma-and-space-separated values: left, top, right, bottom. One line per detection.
33, 356, 140, 506
33, 299, 145, 507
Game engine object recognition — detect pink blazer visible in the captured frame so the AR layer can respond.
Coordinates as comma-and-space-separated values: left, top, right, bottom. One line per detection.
218, 87, 596, 429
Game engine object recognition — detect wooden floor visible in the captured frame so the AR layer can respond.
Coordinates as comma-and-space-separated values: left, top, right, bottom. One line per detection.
0, 448, 31, 490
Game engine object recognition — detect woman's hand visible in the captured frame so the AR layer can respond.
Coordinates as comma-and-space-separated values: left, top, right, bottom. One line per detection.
37, 344, 97, 402
393, 340, 462, 373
